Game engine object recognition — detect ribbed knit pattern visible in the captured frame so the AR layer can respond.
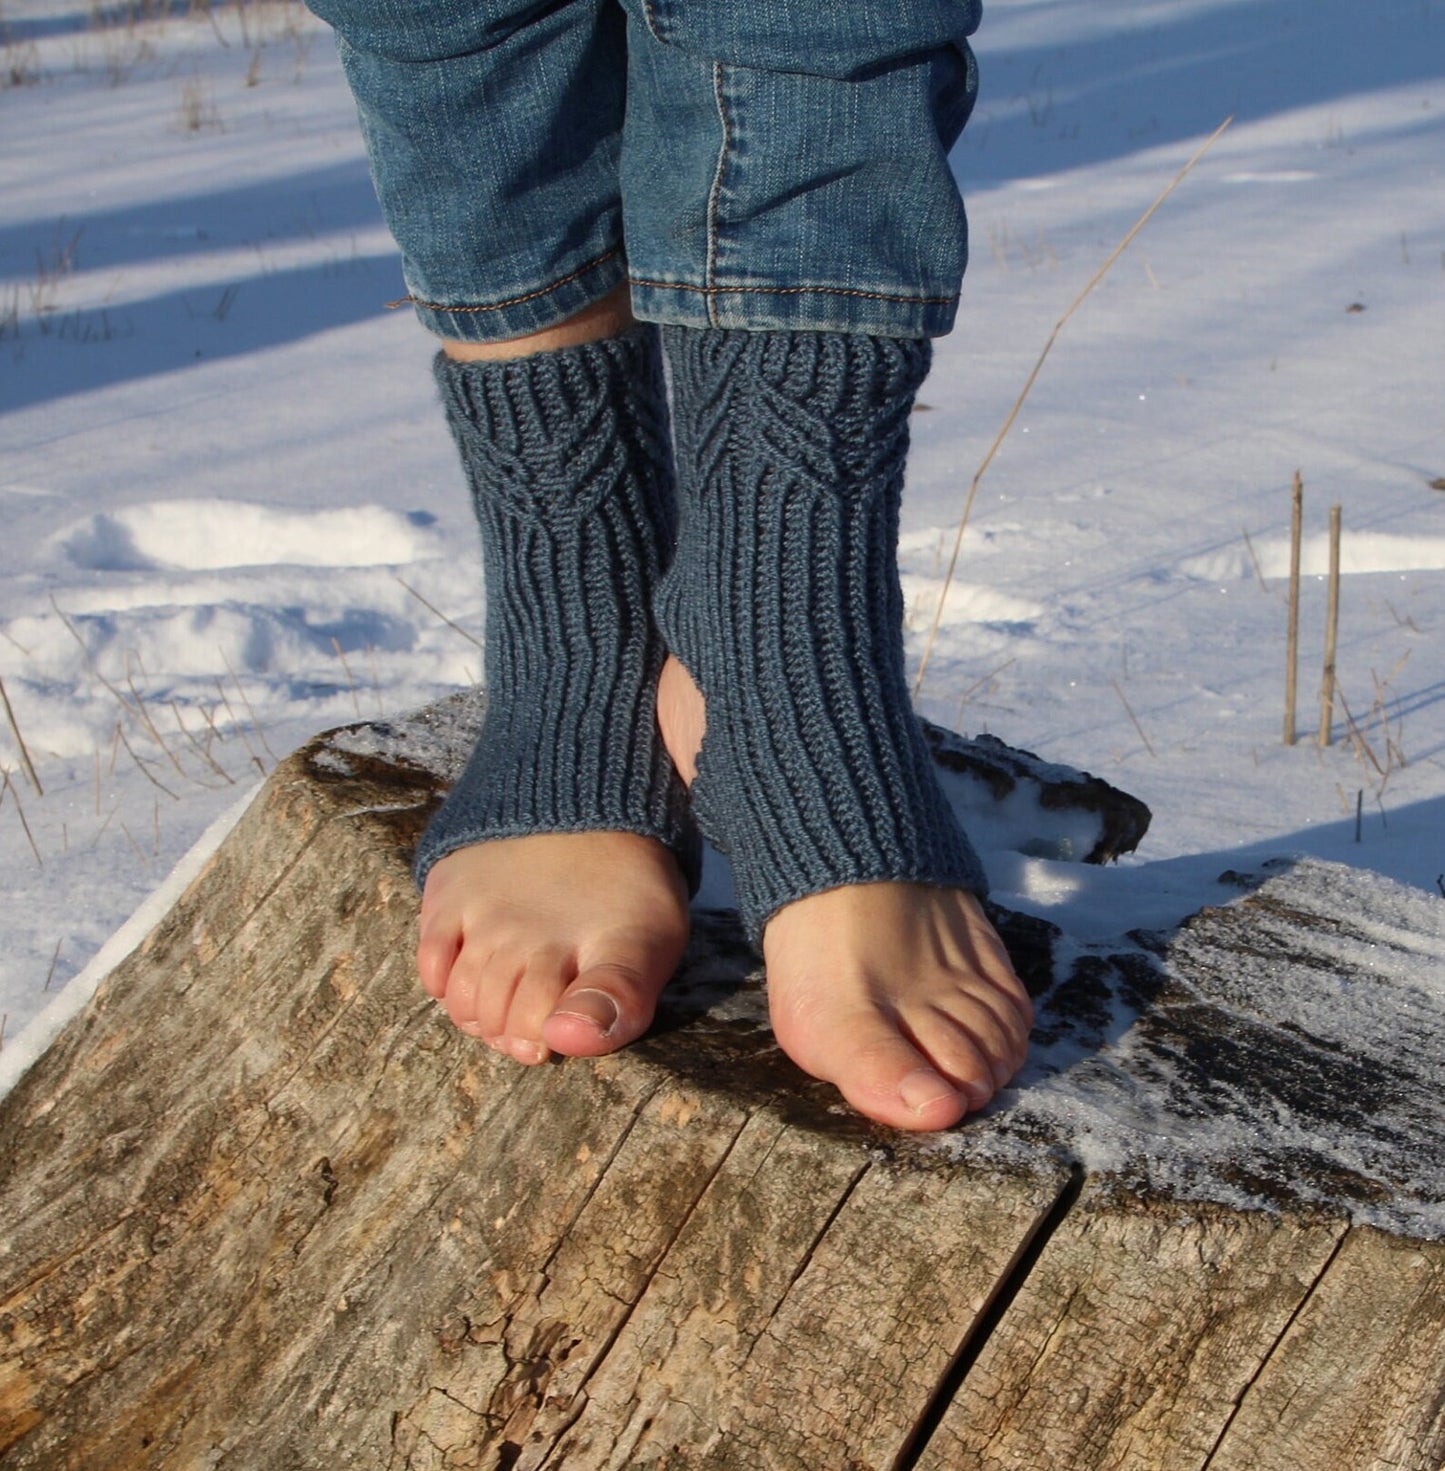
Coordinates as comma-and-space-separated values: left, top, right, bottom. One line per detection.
656, 326, 987, 940
413, 325, 700, 892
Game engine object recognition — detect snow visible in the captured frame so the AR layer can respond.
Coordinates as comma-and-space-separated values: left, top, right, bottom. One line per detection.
2, 0, 1443, 1191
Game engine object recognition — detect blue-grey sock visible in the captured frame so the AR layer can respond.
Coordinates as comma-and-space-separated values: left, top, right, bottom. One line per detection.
414, 326, 700, 893
656, 327, 986, 941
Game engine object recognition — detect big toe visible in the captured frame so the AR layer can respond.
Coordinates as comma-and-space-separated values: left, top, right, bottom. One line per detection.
779, 1013, 995, 1132
541, 960, 669, 1058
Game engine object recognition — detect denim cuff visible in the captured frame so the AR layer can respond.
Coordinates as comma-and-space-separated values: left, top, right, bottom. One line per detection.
404, 246, 630, 346
630, 279, 961, 338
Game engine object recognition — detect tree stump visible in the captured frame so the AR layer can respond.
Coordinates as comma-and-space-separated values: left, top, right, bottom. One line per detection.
1, 698, 1441, 1470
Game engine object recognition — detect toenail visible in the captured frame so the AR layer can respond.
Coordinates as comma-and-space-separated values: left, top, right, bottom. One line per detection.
551, 988, 620, 1037
509, 1039, 546, 1064
898, 1068, 967, 1115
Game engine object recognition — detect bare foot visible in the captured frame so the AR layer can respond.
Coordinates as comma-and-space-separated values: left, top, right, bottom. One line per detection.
417, 830, 690, 1064
655, 654, 1032, 1131
762, 884, 1031, 1130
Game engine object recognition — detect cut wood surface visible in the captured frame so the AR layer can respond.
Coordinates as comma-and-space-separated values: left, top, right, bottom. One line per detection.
1, 701, 1441, 1469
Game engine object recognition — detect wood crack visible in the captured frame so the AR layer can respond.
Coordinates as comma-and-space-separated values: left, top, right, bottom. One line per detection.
1197, 1223, 1351, 1469
891, 1163, 1086, 1471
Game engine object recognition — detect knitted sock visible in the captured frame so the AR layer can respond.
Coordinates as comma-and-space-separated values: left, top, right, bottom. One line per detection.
655, 327, 986, 941
414, 325, 700, 893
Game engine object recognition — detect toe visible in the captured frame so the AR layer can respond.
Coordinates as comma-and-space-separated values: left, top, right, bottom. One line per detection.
416, 921, 461, 1000
777, 1005, 982, 1132
542, 959, 667, 1057
844, 1031, 977, 1130
923, 994, 1029, 1092
441, 940, 516, 1040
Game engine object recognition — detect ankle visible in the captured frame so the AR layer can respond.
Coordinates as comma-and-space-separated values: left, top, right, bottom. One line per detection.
439, 284, 636, 363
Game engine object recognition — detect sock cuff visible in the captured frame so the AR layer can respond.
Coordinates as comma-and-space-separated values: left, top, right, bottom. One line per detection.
415, 323, 700, 895
433, 325, 674, 533
658, 325, 985, 941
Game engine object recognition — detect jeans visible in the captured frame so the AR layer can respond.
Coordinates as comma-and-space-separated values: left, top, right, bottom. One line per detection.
305, 0, 981, 341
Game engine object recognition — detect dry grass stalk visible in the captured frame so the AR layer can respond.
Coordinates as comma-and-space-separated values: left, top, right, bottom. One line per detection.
952, 658, 1016, 729
331, 637, 362, 720
1109, 677, 1158, 758
365, 644, 384, 716
168, 699, 236, 784
395, 575, 484, 651
0, 675, 43, 796
1371, 660, 1410, 771
53, 597, 152, 741
1241, 528, 1269, 592
1318, 503, 1342, 747
213, 677, 268, 775
115, 721, 179, 801
913, 116, 1233, 701
122, 652, 192, 779
218, 649, 278, 763
43, 938, 62, 992
1337, 657, 1409, 800
1284, 470, 1303, 745
1, 763, 43, 867
119, 820, 152, 871
89, 806, 118, 850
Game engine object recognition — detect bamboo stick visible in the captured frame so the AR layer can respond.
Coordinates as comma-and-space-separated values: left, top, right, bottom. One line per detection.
1284, 471, 1303, 744
1318, 503, 1342, 746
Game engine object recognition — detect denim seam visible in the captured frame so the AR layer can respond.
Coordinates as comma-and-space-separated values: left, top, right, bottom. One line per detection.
703, 61, 732, 329
388, 244, 624, 316
640, 0, 666, 45
630, 278, 959, 307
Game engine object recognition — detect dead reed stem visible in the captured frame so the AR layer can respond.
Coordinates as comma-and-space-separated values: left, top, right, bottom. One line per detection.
0, 675, 43, 795
395, 575, 484, 651
1109, 677, 1158, 758
214, 677, 268, 775
1241, 528, 1268, 592
168, 699, 236, 784
43, 938, 62, 992
913, 116, 1233, 701
332, 637, 362, 720
1, 763, 43, 867
115, 722, 179, 801
1318, 503, 1342, 747
1284, 470, 1303, 744
125, 662, 189, 778
119, 819, 152, 871
219, 649, 278, 763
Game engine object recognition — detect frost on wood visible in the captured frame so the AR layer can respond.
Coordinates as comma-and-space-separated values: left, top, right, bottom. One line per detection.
0, 704, 1442, 1470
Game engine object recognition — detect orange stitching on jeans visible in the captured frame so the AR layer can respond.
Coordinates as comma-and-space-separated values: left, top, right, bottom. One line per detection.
629, 278, 959, 307
388, 245, 624, 315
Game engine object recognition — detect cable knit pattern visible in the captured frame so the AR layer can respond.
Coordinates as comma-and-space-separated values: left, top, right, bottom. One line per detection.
656, 326, 987, 941
414, 326, 700, 892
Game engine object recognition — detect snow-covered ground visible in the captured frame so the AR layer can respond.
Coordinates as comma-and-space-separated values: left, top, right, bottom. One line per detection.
2, 0, 1443, 1085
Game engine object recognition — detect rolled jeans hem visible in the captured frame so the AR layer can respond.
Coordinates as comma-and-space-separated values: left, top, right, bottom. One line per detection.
629, 279, 961, 338
406, 246, 630, 345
